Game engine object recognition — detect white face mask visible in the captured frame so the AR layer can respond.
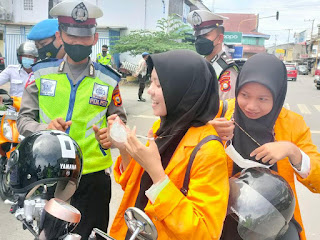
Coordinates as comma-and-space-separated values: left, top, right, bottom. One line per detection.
225, 141, 272, 169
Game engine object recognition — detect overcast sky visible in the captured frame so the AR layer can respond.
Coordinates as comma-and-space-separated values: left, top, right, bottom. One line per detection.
202, 0, 320, 47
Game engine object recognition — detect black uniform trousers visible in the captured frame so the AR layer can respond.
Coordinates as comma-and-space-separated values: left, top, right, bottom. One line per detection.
71, 170, 111, 240
138, 74, 147, 99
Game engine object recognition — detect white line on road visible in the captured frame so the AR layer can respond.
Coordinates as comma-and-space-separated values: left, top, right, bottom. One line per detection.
311, 131, 320, 134
131, 115, 159, 120
297, 104, 311, 114
314, 105, 320, 112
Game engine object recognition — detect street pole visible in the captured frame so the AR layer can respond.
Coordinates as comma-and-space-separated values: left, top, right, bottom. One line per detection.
305, 19, 315, 72
285, 29, 293, 43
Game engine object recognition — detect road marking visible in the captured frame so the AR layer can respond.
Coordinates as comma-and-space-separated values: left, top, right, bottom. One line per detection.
311, 131, 320, 134
297, 104, 311, 114
284, 103, 290, 110
314, 105, 320, 112
131, 115, 159, 120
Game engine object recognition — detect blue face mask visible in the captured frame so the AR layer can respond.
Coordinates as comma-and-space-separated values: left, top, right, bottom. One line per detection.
21, 57, 34, 69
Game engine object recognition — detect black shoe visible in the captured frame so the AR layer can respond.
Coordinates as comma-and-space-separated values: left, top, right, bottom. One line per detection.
138, 98, 146, 102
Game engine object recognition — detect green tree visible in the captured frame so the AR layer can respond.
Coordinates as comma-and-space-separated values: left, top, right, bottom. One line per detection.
110, 15, 195, 56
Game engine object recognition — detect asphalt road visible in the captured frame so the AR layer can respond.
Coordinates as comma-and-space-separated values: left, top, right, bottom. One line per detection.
0, 74, 320, 239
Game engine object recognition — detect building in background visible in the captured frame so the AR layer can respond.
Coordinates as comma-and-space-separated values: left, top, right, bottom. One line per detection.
218, 13, 270, 58
0, 0, 207, 67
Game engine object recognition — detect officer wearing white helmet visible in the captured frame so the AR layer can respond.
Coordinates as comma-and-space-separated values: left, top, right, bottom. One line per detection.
0, 42, 38, 97
17, 1, 127, 239
187, 10, 239, 100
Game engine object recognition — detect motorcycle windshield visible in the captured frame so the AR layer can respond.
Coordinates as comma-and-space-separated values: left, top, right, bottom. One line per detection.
228, 177, 287, 240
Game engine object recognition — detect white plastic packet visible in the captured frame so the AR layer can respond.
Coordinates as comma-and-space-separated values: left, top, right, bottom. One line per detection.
109, 117, 128, 143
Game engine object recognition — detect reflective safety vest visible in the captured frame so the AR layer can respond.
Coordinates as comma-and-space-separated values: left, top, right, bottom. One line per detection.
33, 59, 120, 174
97, 53, 112, 66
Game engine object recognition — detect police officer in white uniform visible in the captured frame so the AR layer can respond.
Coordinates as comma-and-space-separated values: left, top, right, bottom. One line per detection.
17, 1, 126, 239
0, 42, 38, 97
187, 10, 239, 100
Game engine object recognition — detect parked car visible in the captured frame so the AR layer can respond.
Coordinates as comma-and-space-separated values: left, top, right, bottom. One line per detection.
234, 58, 247, 71
314, 63, 320, 90
286, 65, 297, 81
297, 65, 308, 75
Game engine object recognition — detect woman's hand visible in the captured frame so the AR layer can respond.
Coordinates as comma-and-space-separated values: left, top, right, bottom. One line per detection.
208, 118, 235, 141
250, 141, 302, 167
125, 127, 166, 183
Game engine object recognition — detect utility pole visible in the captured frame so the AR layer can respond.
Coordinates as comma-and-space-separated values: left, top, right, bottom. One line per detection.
305, 19, 315, 40
284, 29, 293, 43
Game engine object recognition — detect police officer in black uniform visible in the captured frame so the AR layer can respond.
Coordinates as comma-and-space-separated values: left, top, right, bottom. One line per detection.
187, 10, 239, 100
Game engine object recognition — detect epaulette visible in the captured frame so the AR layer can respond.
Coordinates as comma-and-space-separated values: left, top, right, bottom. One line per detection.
93, 62, 121, 78
220, 53, 235, 65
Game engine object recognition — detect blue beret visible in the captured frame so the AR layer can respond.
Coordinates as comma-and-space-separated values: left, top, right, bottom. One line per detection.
27, 19, 59, 40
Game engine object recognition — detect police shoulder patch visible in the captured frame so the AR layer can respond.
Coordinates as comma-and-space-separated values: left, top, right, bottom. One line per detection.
112, 85, 122, 107
219, 71, 231, 92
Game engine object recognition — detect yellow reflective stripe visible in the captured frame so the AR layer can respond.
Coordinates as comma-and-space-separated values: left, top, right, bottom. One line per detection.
86, 108, 108, 129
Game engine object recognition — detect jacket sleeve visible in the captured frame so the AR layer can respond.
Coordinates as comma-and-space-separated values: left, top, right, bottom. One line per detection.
17, 82, 48, 137
0, 67, 11, 86
145, 141, 229, 240
292, 114, 320, 193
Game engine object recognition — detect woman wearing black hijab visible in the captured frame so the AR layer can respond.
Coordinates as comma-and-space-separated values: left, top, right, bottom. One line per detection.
95, 50, 230, 239
210, 53, 320, 240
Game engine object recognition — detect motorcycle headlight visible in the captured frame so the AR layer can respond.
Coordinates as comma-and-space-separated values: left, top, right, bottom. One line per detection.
316, 75, 320, 81
3, 120, 13, 141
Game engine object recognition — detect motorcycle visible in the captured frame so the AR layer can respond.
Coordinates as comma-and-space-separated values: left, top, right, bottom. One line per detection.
6, 185, 157, 240
0, 89, 23, 201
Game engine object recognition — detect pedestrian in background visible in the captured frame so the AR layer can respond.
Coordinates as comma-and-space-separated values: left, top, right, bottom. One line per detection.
134, 52, 149, 102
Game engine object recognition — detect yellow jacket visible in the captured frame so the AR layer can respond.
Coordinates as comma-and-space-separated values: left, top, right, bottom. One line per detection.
110, 120, 229, 240
221, 99, 320, 240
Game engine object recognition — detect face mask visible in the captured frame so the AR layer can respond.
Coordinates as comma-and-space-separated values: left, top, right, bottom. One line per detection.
21, 57, 34, 69
225, 141, 272, 169
38, 40, 62, 60
63, 41, 92, 62
195, 34, 221, 56
102, 51, 107, 55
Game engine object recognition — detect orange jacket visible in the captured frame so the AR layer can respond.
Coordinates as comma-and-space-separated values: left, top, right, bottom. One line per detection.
110, 120, 229, 240
221, 99, 320, 240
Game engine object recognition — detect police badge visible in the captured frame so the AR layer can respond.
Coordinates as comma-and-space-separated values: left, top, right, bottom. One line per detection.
192, 11, 202, 26
71, 2, 88, 23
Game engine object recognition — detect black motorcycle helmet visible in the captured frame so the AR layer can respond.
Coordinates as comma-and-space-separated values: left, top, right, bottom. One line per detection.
228, 167, 296, 240
7, 130, 83, 201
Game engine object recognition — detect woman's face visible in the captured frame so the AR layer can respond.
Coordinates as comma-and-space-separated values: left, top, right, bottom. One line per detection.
147, 69, 167, 116
237, 82, 273, 119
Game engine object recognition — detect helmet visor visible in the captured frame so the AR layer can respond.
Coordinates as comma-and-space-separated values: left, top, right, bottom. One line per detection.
229, 176, 287, 240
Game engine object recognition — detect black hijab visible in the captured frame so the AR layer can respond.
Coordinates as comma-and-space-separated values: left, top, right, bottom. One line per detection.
135, 49, 220, 210
232, 53, 287, 174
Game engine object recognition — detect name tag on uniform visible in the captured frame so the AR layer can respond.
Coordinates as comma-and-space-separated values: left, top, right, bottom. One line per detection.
40, 79, 57, 97
12, 79, 23, 84
89, 83, 109, 107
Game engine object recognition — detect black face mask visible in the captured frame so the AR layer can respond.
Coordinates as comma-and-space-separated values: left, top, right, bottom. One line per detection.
102, 51, 107, 55
195, 36, 217, 56
38, 40, 62, 60
63, 41, 92, 62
